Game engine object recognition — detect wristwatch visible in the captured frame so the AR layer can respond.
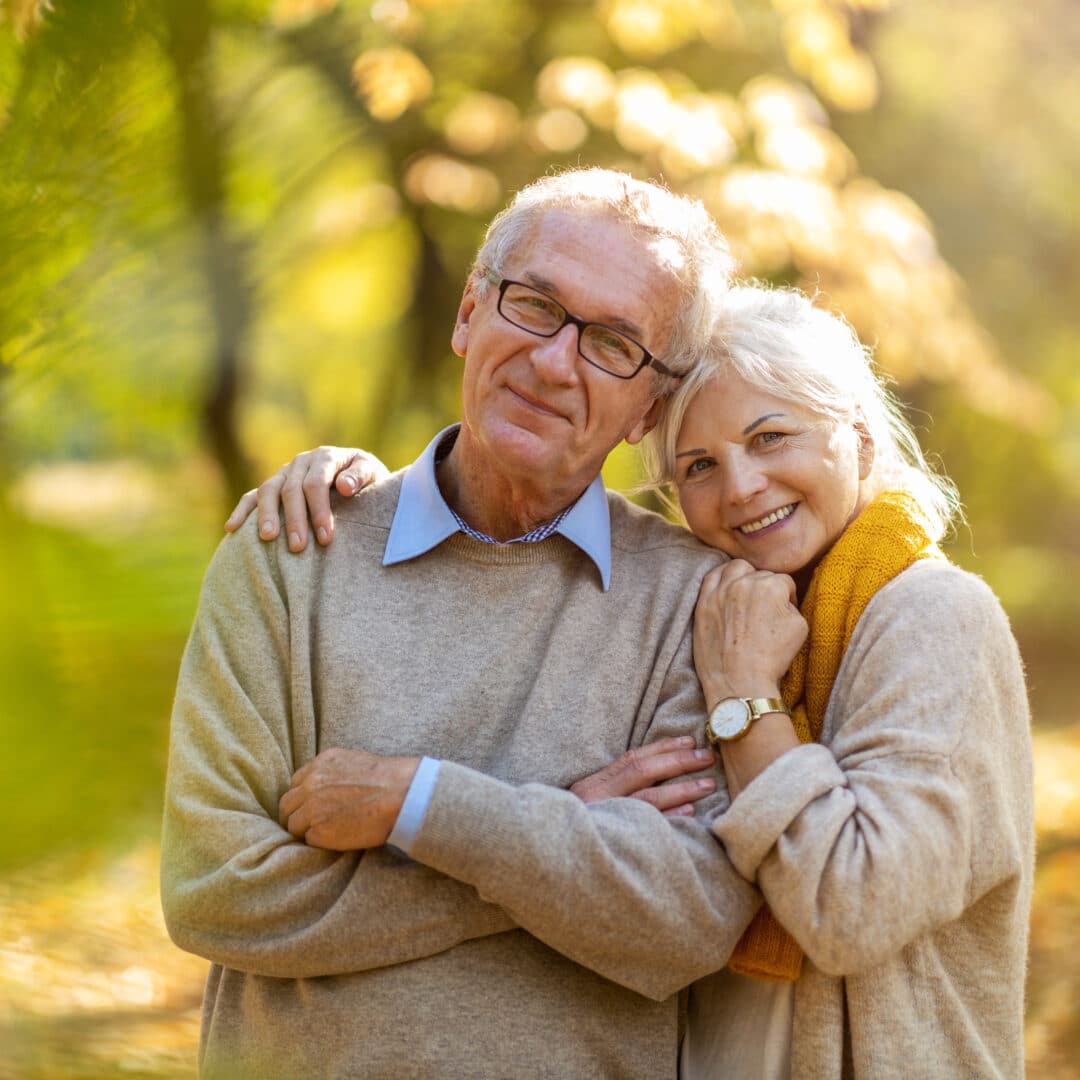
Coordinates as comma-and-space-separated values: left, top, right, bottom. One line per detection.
706, 697, 790, 744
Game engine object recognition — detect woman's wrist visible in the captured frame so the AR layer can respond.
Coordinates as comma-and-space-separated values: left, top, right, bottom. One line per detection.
719, 712, 801, 796
703, 680, 784, 714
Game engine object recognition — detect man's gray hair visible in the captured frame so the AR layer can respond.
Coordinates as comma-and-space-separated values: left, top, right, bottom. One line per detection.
643, 284, 962, 539
471, 168, 734, 387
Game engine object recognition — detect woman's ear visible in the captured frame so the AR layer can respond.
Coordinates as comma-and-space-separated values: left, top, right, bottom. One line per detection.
854, 419, 875, 481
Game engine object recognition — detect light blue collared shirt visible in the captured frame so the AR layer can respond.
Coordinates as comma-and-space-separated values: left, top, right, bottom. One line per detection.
383, 425, 613, 588
385, 424, 615, 853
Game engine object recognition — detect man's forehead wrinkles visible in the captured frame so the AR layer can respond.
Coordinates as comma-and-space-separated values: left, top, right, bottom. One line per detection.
518, 269, 647, 339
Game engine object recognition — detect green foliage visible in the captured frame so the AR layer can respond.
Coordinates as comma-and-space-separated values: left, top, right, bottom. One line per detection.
1, 501, 212, 870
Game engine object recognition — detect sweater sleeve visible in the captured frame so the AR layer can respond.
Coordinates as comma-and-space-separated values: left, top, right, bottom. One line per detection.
711, 561, 1033, 977
160, 526, 515, 979
407, 622, 763, 1002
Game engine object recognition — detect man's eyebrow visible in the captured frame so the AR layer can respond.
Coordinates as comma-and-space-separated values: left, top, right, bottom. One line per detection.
743, 413, 785, 435
520, 271, 646, 339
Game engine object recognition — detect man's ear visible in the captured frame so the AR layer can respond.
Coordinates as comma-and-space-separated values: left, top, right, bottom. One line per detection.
855, 419, 875, 481
451, 277, 479, 358
625, 394, 666, 446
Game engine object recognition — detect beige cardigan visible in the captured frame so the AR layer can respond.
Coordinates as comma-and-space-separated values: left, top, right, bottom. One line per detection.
705, 558, 1033, 1079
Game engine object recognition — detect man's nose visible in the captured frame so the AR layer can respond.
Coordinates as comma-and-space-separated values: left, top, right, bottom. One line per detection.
530, 323, 581, 383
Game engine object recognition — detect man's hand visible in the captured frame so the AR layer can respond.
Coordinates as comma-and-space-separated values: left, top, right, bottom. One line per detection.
224, 446, 390, 552
569, 736, 716, 818
279, 748, 421, 850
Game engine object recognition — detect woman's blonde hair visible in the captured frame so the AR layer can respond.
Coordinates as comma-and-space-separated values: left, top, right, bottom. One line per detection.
642, 284, 962, 539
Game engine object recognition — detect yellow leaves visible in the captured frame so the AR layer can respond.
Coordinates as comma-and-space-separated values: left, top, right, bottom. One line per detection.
0, 843, 207, 1076
535, 58, 743, 176
443, 93, 520, 156
775, 0, 880, 111
605, 72, 739, 178
1029, 727, 1080, 1079
403, 154, 501, 213
600, 0, 736, 58
1033, 729, 1080, 840
536, 57, 616, 122
527, 108, 589, 154
370, 0, 424, 37
3, 0, 50, 41
758, 122, 855, 184
309, 182, 402, 239
352, 47, 433, 122
743, 75, 828, 129
610, 70, 672, 153
813, 48, 878, 112
693, 142, 1051, 427
270, 0, 339, 26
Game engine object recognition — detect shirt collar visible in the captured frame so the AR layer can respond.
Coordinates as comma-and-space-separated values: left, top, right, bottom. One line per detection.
383, 424, 613, 591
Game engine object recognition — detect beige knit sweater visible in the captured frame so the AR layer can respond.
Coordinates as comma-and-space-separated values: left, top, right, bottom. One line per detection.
705, 558, 1033, 1079
161, 470, 760, 1079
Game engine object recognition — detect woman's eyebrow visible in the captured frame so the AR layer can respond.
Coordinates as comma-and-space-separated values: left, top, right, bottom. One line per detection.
743, 413, 785, 435
675, 448, 707, 459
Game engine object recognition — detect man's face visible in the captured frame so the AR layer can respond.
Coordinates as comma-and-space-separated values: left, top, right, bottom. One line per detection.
451, 210, 681, 495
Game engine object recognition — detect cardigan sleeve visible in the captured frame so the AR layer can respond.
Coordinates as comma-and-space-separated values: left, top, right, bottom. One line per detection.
160, 526, 516, 979
710, 561, 1033, 976
407, 620, 763, 1003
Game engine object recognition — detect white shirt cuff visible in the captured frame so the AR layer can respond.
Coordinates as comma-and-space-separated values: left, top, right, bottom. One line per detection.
387, 756, 442, 854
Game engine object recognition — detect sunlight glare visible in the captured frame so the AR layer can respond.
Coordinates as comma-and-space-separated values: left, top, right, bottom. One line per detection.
352, 47, 434, 121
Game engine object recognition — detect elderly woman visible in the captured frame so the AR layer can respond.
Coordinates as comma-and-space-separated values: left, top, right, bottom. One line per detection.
228, 285, 1033, 1078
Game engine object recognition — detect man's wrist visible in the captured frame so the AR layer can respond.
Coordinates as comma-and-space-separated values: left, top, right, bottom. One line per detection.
387, 756, 442, 854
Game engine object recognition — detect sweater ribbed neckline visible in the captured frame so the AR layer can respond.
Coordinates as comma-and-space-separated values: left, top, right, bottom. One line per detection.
440, 531, 579, 567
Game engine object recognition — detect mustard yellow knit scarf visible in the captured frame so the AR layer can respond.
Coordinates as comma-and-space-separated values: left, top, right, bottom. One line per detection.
726, 489, 945, 982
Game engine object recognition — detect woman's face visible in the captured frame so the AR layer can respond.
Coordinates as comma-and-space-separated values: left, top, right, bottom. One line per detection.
674, 371, 873, 580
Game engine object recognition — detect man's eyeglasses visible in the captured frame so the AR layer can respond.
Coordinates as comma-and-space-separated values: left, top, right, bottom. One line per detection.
486, 272, 676, 380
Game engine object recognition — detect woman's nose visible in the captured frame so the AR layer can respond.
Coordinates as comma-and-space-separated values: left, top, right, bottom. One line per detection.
724, 455, 768, 504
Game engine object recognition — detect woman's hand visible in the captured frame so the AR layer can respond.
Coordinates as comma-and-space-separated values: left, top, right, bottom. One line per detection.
569, 736, 716, 818
693, 560, 808, 709
224, 446, 390, 551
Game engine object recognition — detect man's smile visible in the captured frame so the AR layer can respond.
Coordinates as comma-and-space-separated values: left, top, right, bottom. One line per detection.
506, 384, 570, 421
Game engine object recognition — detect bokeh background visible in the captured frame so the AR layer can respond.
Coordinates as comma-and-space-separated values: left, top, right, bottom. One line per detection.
1, 0, 1077, 1076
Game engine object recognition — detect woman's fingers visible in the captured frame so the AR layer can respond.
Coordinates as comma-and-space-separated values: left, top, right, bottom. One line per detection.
697, 558, 755, 602
570, 737, 715, 803
224, 488, 260, 533
631, 775, 716, 813
222, 446, 389, 549
282, 458, 318, 550
335, 451, 391, 498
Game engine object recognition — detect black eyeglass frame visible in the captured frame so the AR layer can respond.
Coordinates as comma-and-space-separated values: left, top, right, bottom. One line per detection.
485, 271, 678, 380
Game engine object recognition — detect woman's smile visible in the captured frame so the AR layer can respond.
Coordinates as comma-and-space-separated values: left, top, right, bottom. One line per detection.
735, 502, 798, 535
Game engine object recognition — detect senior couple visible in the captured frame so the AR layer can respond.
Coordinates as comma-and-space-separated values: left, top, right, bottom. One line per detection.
162, 168, 1032, 1078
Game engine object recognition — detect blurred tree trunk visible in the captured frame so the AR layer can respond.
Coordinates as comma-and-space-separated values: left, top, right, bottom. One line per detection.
164, 0, 252, 499
280, 14, 460, 448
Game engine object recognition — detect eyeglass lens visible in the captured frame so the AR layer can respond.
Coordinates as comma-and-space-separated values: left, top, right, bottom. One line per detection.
499, 282, 645, 377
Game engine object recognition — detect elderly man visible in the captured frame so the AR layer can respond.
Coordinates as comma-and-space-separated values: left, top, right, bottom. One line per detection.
162, 168, 760, 1078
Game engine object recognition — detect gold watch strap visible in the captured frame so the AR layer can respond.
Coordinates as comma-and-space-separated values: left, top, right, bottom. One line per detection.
748, 697, 789, 719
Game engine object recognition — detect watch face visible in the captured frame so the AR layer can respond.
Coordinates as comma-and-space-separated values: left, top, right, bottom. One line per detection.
707, 698, 752, 742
